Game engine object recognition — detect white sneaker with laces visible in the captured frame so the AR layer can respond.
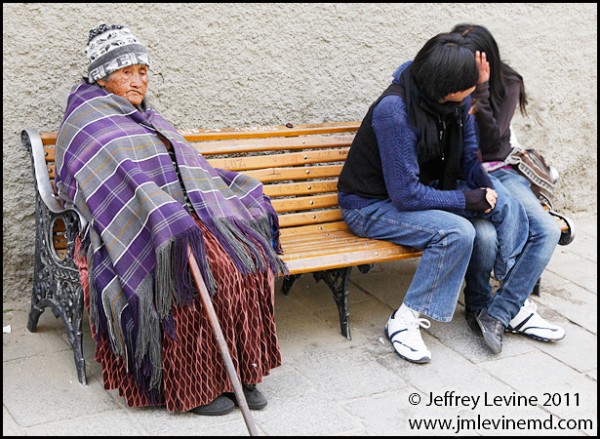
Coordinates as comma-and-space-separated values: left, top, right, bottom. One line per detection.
506, 299, 566, 342
384, 309, 431, 363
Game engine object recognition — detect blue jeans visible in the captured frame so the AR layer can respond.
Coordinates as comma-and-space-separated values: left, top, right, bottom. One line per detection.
341, 178, 529, 322
464, 168, 561, 325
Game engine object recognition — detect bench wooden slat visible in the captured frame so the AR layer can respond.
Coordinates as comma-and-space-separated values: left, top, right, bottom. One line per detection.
53, 236, 67, 249
52, 219, 66, 232
278, 209, 342, 228
282, 235, 405, 253
263, 180, 338, 197
232, 164, 343, 183
283, 238, 413, 257
181, 121, 360, 142
206, 148, 348, 171
41, 132, 58, 145
44, 147, 56, 162
278, 220, 351, 238
270, 194, 338, 213
281, 244, 422, 275
280, 229, 368, 246
284, 238, 385, 253
193, 134, 354, 155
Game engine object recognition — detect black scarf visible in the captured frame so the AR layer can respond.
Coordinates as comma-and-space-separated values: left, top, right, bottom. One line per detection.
397, 66, 466, 190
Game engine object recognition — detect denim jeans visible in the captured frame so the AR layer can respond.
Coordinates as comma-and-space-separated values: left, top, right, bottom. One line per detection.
342, 201, 474, 322
464, 168, 561, 325
340, 178, 528, 322
476, 175, 529, 282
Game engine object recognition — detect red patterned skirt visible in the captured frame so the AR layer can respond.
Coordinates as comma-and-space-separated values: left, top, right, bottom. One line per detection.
75, 219, 282, 412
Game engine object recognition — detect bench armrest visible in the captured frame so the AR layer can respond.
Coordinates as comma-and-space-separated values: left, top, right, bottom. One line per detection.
22, 129, 68, 214
22, 128, 87, 229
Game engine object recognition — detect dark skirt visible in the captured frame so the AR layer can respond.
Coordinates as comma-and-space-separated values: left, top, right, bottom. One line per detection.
75, 218, 281, 412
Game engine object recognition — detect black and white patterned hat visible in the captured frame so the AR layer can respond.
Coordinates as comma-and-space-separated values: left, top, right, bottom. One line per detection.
85, 24, 150, 82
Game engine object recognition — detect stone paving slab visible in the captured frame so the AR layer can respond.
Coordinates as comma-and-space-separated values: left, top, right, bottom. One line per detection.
481, 350, 597, 431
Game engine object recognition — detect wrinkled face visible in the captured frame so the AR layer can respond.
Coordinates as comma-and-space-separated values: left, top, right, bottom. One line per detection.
97, 64, 149, 106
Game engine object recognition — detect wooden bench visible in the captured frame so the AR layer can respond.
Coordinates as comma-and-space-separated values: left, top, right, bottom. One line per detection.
21, 121, 424, 385
22, 121, 575, 385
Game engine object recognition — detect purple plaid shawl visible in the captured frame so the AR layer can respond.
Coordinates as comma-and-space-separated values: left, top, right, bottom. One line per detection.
56, 82, 285, 393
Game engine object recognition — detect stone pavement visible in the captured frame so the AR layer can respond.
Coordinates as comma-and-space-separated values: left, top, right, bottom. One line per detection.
3, 213, 597, 436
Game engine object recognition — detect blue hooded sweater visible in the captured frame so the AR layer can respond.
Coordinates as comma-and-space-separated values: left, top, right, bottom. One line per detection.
338, 61, 492, 212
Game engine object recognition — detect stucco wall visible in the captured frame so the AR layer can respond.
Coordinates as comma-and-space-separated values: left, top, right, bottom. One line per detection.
3, 3, 597, 302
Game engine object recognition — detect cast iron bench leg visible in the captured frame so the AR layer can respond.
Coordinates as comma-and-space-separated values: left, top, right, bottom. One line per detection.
28, 291, 87, 385
27, 196, 87, 384
63, 287, 87, 385
313, 267, 353, 340
281, 274, 302, 296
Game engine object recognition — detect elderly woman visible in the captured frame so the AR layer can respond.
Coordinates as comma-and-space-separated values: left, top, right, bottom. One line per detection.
55, 24, 285, 416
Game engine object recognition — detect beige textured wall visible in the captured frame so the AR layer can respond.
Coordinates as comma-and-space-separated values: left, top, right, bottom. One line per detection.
3, 3, 597, 301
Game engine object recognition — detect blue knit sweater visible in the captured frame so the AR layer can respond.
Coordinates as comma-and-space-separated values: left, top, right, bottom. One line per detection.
339, 61, 492, 212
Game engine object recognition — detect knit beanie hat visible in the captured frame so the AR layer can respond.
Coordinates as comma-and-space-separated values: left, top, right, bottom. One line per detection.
85, 23, 150, 82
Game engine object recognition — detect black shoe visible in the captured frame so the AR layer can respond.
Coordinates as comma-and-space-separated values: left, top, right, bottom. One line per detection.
476, 309, 505, 354
190, 395, 235, 416
225, 384, 268, 410
465, 310, 481, 334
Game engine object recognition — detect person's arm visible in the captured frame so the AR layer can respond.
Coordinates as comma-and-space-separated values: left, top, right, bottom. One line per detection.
462, 102, 496, 213
471, 77, 520, 155
462, 101, 494, 189
373, 96, 466, 212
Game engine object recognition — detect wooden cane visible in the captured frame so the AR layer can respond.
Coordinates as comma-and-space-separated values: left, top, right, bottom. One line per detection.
187, 244, 259, 436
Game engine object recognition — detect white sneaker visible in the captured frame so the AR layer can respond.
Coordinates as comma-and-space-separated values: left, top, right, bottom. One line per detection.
384, 309, 431, 363
506, 299, 566, 342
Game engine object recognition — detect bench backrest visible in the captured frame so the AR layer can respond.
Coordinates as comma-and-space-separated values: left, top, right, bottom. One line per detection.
186, 122, 360, 238
26, 121, 569, 261
30, 121, 360, 254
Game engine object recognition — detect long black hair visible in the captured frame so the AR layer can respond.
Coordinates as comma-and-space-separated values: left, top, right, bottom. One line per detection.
452, 23, 528, 116
411, 32, 479, 102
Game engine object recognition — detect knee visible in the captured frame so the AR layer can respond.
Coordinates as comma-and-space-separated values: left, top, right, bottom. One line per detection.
495, 191, 525, 217
472, 219, 497, 246
471, 219, 498, 262
536, 214, 562, 245
448, 218, 476, 247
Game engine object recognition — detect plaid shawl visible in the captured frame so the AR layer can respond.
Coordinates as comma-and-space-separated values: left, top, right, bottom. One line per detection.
55, 82, 285, 392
